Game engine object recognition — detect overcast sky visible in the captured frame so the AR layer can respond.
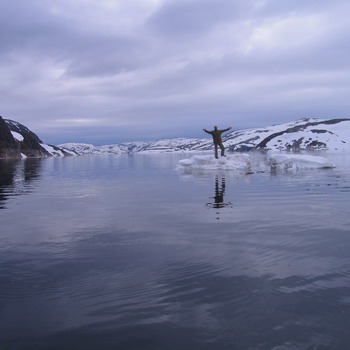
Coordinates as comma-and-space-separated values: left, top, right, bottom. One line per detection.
1, 0, 350, 145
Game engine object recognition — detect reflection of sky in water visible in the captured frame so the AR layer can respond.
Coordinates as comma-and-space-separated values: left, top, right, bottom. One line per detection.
1, 153, 350, 349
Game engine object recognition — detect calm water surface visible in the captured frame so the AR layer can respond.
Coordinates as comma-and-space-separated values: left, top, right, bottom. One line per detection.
1, 153, 350, 350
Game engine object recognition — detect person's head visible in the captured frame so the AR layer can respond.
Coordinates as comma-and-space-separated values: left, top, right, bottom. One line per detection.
214, 125, 218, 130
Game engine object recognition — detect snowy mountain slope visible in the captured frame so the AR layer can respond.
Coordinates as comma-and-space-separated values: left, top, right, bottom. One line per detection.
254, 118, 350, 152
133, 138, 207, 152
59, 138, 206, 155
222, 118, 350, 152
221, 119, 315, 152
60, 118, 350, 155
58, 142, 149, 154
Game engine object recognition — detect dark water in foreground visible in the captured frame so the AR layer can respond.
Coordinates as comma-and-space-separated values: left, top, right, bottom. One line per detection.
1, 153, 350, 350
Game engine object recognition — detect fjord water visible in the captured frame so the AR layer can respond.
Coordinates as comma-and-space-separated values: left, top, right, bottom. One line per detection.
1, 153, 350, 350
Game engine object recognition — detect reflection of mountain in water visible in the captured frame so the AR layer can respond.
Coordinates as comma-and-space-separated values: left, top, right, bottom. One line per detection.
0, 159, 42, 209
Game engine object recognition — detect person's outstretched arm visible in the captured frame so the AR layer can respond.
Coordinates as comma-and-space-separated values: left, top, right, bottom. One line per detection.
220, 127, 232, 133
203, 128, 211, 134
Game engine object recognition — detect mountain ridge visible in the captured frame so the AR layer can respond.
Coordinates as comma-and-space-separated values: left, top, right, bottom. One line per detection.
1, 116, 350, 159
60, 118, 350, 155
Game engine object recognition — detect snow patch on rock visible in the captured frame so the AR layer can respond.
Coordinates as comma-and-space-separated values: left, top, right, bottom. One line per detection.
11, 131, 24, 142
40, 143, 64, 157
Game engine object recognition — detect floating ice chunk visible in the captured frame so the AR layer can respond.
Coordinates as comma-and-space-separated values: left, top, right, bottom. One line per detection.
177, 154, 251, 170
178, 158, 193, 166
20, 153, 27, 159
268, 153, 335, 170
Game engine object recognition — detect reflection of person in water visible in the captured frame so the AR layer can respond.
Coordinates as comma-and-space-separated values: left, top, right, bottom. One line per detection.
207, 176, 232, 220
203, 126, 232, 159
213, 176, 226, 209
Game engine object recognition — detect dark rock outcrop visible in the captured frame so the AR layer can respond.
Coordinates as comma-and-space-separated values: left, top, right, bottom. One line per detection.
5, 119, 51, 158
0, 116, 71, 159
0, 116, 21, 159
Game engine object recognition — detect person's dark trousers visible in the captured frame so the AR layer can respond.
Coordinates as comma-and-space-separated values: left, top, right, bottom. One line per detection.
214, 143, 225, 159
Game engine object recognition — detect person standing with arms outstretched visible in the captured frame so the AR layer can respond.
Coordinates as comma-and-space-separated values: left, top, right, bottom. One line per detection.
203, 126, 232, 159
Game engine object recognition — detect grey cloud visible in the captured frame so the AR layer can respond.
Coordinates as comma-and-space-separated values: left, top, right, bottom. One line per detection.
148, 0, 250, 38
2, 0, 350, 144
0, 0, 70, 54
63, 36, 148, 77
0, 0, 148, 77
257, 0, 349, 16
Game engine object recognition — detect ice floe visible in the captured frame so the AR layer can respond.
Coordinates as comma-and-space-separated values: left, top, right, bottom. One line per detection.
177, 154, 251, 171
177, 153, 335, 174
268, 153, 335, 170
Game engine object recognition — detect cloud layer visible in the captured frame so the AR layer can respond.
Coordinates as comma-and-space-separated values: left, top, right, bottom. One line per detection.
1, 0, 350, 144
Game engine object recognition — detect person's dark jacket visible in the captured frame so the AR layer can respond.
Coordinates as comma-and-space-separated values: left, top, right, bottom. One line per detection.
204, 127, 231, 144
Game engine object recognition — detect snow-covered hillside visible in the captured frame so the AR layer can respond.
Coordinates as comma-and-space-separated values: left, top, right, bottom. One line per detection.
59, 138, 206, 155
223, 118, 350, 152
60, 118, 350, 155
